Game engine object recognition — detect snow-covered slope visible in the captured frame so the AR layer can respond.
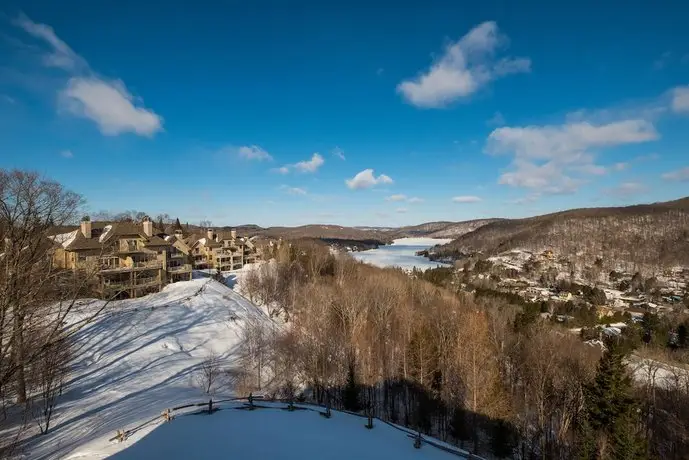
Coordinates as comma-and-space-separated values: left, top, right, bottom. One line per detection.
110, 402, 466, 460
16, 278, 270, 460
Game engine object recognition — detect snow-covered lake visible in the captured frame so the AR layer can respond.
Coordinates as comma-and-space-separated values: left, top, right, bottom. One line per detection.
350, 238, 453, 271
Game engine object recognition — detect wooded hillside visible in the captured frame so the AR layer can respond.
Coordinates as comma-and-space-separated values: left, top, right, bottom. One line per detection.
433, 197, 689, 272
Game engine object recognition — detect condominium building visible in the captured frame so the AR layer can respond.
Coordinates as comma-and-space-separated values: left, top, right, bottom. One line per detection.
52, 217, 192, 299
51, 218, 260, 299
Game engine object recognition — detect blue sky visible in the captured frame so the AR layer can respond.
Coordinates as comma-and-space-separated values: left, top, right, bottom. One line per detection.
1, 1, 688, 227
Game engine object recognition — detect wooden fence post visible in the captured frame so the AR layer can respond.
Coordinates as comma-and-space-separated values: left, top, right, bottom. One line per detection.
413, 431, 422, 449
248, 392, 254, 410
208, 398, 213, 414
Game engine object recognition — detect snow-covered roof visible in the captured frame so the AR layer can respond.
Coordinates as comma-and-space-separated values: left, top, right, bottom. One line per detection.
99, 225, 113, 243
51, 229, 79, 248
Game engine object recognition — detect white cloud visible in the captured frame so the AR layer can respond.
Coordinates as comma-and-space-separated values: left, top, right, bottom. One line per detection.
293, 153, 324, 173
662, 167, 689, 182
60, 77, 162, 136
60, 149, 73, 158
14, 15, 162, 137
280, 185, 307, 196
397, 21, 530, 108
487, 119, 658, 194
408, 197, 424, 203
606, 181, 648, 197
671, 86, 689, 113
345, 169, 394, 190
396, 207, 408, 214
236, 145, 272, 161
386, 194, 407, 202
452, 195, 482, 203
14, 14, 87, 71
332, 147, 346, 160
612, 162, 629, 171
277, 153, 325, 173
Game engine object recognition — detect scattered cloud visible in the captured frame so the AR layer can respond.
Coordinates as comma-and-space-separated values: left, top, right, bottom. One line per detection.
452, 195, 482, 203
397, 21, 530, 108
487, 111, 506, 126
13, 14, 162, 137
605, 181, 648, 198
612, 162, 629, 171
280, 185, 307, 196
14, 14, 87, 71
396, 207, 408, 214
332, 147, 346, 160
653, 51, 673, 70
386, 194, 407, 202
662, 167, 689, 182
236, 145, 272, 161
1, 95, 16, 104
276, 153, 325, 173
271, 166, 290, 174
408, 197, 424, 203
60, 78, 163, 136
293, 153, 324, 173
671, 86, 689, 113
487, 119, 658, 194
60, 149, 73, 158
345, 169, 394, 190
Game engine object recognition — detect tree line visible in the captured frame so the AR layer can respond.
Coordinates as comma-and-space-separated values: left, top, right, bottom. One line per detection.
241, 240, 689, 459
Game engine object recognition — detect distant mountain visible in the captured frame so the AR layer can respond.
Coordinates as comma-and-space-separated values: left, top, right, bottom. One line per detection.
432, 197, 689, 272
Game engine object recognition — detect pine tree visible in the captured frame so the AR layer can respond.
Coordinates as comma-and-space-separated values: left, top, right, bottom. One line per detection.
343, 361, 360, 412
449, 406, 473, 448
578, 343, 648, 459
490, 419, 516, 459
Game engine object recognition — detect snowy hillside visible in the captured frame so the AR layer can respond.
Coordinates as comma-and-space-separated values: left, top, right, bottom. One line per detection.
110, 402, 466, 460
13, 278, 271, 460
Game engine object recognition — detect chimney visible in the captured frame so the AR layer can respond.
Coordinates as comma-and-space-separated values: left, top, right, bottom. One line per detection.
80, 216, 92, 238
143, 216, 153, 237
231, 229, 237, 240
215, 233, 220, 243
207, 228, 214, 241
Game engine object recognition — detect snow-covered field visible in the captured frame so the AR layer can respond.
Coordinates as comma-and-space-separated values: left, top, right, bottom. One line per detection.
351, 238, 452, 271
110, 402, 465, 459
7, 276, 270, 460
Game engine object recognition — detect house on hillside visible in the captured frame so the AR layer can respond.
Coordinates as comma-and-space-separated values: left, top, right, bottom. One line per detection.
185, 228, 259, 272
51, 216, 192, 299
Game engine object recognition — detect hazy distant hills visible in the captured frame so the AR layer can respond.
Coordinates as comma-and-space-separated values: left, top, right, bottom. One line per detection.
432, 197, 689, 272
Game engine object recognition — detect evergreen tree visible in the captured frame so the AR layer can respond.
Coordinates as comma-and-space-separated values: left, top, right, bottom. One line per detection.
578, 343, 647, 459
677, 323, 688, 348
449, 406, 472, 448
342, 361, 360, 412
489, 419, 516, 459
174, 217, 182, 230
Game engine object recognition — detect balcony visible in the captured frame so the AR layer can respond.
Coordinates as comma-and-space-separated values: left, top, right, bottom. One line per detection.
170, 252, 185, 258
100, 260, 162, 273
168, 264, 192, 273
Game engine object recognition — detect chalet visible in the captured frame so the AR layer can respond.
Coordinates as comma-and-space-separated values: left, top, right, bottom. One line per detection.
52, 216, 192, 299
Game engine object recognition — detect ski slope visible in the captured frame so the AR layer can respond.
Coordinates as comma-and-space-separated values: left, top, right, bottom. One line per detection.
110, 402, 466, 460
13, 277, 271, 460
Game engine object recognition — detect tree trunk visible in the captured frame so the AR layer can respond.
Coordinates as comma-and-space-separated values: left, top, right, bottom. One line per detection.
13, 310, 26, 404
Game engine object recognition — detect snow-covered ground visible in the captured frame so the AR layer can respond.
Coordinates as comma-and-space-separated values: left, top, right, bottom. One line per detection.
110, 402, 466, 460
6, 277, 271, 460
350, 238, 452, 271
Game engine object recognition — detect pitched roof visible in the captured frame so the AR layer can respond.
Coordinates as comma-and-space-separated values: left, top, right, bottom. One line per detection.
144, 235, 172, 247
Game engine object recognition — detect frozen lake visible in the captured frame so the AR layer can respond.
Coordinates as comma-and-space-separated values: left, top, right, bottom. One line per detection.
350, 238, 453, 271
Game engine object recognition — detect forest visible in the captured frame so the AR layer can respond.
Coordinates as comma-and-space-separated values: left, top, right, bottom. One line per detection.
432, 197, 689, 273
241, 240, 689, 459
